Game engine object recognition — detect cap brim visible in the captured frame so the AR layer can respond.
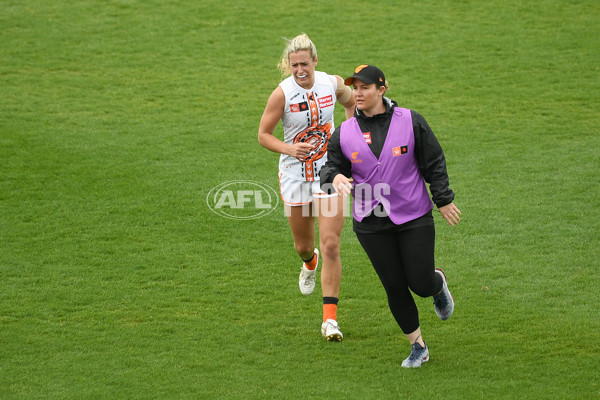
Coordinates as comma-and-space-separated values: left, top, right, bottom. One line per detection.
344, 75, 376, 86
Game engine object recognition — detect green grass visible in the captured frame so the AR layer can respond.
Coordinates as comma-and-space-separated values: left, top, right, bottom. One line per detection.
1, 0, 599, 398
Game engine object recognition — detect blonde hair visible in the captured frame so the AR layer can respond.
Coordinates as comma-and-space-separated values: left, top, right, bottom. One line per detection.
277, 33, 318, 76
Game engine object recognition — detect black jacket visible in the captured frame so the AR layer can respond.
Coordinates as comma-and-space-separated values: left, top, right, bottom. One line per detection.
320, 98, 455, 232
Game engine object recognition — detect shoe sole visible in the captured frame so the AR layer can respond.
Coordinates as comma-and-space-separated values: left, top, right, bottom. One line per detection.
298, 270, 316, 295
435, 268, 454, 320
324, 333, 343, 342
402, 354, 429, 368
435, 268, 454, 301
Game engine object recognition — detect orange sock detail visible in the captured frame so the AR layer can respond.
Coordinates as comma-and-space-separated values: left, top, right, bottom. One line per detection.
304, 252, 317, 271
323, 304, 338, 322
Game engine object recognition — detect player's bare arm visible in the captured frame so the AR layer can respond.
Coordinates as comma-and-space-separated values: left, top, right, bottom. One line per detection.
258, 86, 313, 160
334, 75, 355, 120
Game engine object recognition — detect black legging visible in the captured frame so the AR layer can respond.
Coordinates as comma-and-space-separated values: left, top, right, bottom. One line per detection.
356, 225, 443, 334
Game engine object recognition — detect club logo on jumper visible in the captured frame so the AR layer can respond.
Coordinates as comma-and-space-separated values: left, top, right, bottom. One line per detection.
363, 132, 372, 144
290, 101, 309, 113
293, 124, 331, 181
317, 95, 334, 108
207, 180, 279, 220
351, 151, 363, 164
392, 146, 408, 157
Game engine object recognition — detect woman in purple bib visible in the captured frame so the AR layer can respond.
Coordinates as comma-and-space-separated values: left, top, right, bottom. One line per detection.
320, 65, 462, 368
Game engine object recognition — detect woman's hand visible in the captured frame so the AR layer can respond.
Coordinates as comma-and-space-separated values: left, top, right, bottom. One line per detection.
439, 203, 461, 226
288, 142, 315, 161
332, 174, 353, 196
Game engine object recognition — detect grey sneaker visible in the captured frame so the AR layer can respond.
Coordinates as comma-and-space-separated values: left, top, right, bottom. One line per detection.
401, 341, 429, 368
433, 268, 454, 320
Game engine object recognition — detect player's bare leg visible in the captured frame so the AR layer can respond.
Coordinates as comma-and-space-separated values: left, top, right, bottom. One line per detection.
285, 203, 316, 260
286, 204, 319, 295
315, 196, 344, 342
315, 195, 344, 299
315, 195, 345, 341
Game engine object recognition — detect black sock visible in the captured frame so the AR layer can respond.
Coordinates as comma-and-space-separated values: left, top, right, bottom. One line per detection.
302, 253, 316, 263
323, 296, 339, 305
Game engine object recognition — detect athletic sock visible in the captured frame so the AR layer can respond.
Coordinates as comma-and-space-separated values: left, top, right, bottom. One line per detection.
302, 252, 317, 271
323, 297, 339, 322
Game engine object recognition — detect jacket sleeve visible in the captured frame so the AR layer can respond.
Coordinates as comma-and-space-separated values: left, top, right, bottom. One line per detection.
412, 111, 455, 208
320, 126, 352, 194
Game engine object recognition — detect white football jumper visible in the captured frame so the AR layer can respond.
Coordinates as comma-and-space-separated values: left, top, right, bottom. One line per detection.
278, 71, 338, 183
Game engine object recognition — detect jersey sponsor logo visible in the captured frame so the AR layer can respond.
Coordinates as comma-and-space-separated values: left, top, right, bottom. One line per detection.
317, 95, 334, 108
392, 145, 408, 157
290, 101, 309, 113
363, 132, 372, 144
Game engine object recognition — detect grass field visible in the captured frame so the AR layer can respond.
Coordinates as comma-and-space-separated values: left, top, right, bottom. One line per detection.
1, 0, 599, 399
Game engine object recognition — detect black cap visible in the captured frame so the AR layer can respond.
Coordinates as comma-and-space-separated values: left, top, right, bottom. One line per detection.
344, 65, 385, 86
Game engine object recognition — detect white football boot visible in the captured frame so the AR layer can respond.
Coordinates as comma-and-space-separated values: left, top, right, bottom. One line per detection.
298, 249, 319, 295
321, 319, 343, 342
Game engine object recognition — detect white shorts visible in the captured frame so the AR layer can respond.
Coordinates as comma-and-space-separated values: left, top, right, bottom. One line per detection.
278, 173, 336, 206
